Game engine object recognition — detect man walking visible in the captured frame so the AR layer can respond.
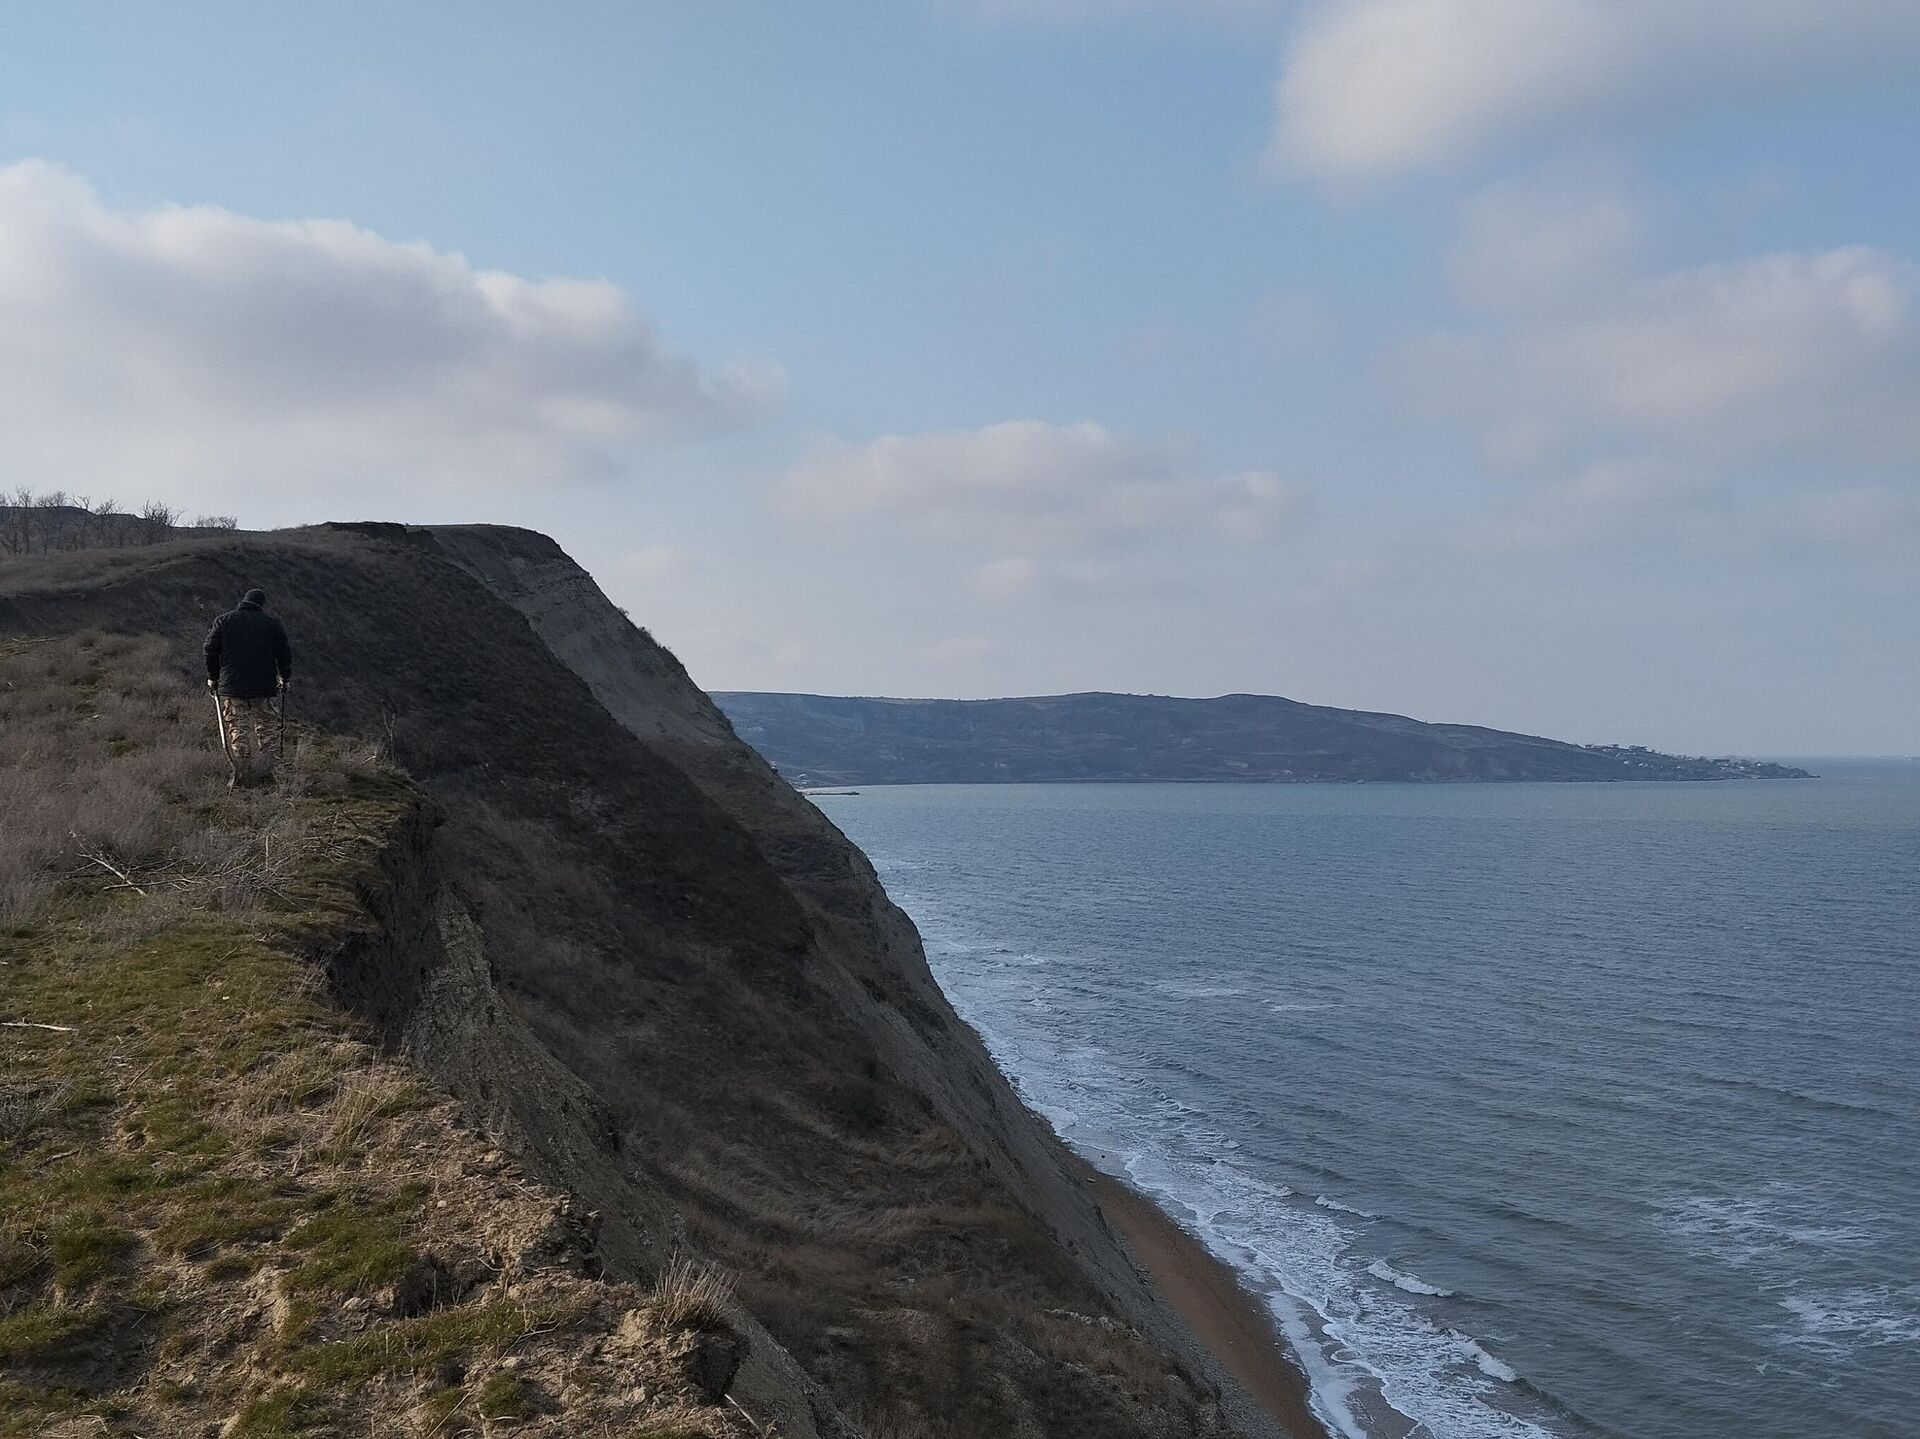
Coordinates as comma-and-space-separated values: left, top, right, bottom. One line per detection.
204, 588, 293, 786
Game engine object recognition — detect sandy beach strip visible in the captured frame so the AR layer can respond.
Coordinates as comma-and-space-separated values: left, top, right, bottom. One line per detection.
1074, 1157, 1332, 1439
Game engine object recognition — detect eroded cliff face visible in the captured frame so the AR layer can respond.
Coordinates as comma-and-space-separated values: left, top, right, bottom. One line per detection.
320, 790, 845, 1438
1, 523, 1287, 1439
426, 525, 1287, 1436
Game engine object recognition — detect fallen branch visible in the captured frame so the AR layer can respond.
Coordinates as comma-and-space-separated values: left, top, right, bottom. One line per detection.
84, 852, 147, 896
726, 1394, 780, 1437
3, 1020, 77, 1033
67, 832, 150, 897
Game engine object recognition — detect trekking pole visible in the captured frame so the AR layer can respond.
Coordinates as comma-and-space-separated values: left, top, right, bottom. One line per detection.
210, 686, 238, 781
278, 683, 288, 758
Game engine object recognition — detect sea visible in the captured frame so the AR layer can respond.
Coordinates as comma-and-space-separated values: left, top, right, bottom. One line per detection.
810, 761, 1919, 1439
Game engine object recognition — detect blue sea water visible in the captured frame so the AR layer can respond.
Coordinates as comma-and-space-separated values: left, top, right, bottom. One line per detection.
812, 763, 1920, 1439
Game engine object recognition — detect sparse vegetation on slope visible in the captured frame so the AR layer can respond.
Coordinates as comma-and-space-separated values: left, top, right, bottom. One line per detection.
0, 634, 766, 1437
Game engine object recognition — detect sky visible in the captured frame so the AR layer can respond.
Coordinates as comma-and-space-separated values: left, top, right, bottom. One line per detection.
1, 2, 1915, 754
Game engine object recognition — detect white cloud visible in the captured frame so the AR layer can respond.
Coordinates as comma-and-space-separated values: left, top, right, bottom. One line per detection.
925, 635, 997, 665
1428, 194, 1920, 555
1450, 458, 1717, 553
953, 0, 1279, 23
970, 555, 1042, 598
1747, 485, 1920, 550
1247, 286, 1337, 357
1272, 0, 1920, 177
1449, 175, 1645, 309
615, 543, 692, 585
1454, 466, 1920, 557
781, 419, 1303, 547
0, 161, 780, 509
964, 551, 1203, 602
1419, 244, 1920, 471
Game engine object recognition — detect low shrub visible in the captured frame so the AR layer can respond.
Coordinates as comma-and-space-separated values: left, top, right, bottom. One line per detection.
648, 1253, 736, 1331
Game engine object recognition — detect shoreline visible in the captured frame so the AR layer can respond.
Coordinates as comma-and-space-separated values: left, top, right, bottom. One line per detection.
1071, 1154, 1333, 1439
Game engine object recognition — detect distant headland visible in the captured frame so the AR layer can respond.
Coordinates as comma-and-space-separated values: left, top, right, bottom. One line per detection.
712, 691, 1815, 787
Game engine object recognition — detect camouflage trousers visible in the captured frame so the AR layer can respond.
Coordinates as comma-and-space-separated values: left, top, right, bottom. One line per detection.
220, 695, 279, 773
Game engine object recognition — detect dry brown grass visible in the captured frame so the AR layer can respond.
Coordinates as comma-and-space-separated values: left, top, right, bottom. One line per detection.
0, 730, 764, 1438
0, 632, 220, 918
0, 631, 389, 924
237, 1047, 352, 1121
648, 1254, 736, 1332
317, 1066, 427, 1166
0, 1081, 71, 1148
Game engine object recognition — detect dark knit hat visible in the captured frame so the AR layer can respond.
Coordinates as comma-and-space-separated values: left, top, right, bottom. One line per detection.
241, 588, 267, 607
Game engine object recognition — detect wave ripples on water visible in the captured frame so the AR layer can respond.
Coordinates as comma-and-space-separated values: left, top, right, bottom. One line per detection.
816, 763, 1920, 1439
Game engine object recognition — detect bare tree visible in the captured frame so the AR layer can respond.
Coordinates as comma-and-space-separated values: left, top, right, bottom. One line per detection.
11, 488, 32, 553
31, 492, 75, 553
0, 493, 233, 559
91, 496, 119, 548
139, 501, 178, 545
64, 495, 92, 551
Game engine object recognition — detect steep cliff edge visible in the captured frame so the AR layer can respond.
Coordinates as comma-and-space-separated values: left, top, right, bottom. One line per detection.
426, 524, 1290, 1437
2, 525, 1293, 1439
0, 633, 803, 1437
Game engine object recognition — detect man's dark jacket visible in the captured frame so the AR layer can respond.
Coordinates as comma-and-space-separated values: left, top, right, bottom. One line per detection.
203, 600, 292, 699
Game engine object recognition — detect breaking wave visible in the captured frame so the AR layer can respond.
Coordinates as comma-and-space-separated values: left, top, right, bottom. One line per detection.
1368, 1259, 1454, 1298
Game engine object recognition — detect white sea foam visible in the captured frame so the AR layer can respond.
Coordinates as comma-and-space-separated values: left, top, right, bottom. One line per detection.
1270, 1002, 1336, 1013
915, 918, 1561, 1439
1459, 1337, 1519, 1382
1778, 1287, 1920, 1354
1316, 1194, 1378, 1218
1264, 1288, 1371, 1439
1152, 981, 1247, 999
1368, 1259, 1454, 1298
1656, 1187, 1882, 1268
1102, 1105, 1554, 1439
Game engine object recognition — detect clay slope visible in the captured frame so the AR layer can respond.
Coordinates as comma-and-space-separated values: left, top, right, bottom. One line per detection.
2, 525, 1290, 1439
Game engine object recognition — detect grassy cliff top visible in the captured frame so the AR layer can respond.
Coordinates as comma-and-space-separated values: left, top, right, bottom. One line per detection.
0, 632, 758, 1438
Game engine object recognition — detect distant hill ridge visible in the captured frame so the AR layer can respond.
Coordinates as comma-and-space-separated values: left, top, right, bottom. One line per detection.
713, 690, 1813, 786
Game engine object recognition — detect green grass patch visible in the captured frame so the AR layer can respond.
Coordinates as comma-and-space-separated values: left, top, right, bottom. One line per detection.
204, 1253, 262, 1282
281, 1195, 419, 1296
0, 705, 426, 1432
51, 1213, 134, 1289
0, 1380, 81, 1439
230, 1384, 328, 1437
292, 1302, 562, 1384
0, 1302, 101, 1362
419, 1386, 469, 1431
476, 1370, 536, 1419
149, 1174, 305, 1258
